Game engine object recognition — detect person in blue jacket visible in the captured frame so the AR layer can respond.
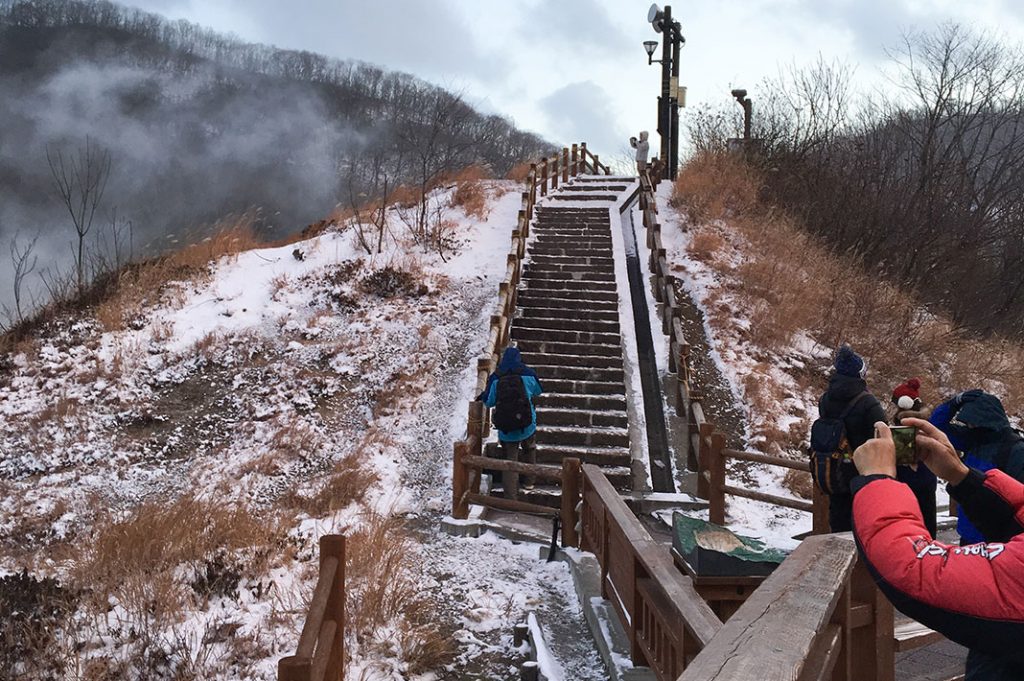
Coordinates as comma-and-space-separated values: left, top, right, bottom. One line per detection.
929, 390, 1024, 545
478, 347, 544, 500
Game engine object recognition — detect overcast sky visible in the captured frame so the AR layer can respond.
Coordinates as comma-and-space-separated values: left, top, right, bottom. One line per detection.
125, 0, 1024, 164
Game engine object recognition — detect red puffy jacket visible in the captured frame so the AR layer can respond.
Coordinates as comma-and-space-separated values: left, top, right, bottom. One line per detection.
852, 469, 1024, 665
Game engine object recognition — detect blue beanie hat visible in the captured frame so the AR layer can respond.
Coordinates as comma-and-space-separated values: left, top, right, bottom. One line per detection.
834, 344, 864, 378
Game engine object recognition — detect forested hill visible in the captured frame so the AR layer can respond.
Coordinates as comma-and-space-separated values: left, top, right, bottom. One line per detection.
0, 0, 550, 297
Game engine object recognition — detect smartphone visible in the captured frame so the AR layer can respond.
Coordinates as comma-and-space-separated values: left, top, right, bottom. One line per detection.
891, 426, 917, 465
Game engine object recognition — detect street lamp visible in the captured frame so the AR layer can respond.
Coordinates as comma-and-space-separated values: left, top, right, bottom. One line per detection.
644, 4, 684, 180
643, 40, 659, 65
731, 88, 752, 142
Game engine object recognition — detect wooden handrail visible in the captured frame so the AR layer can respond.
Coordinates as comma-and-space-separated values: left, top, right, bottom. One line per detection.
279, 535, 346, 681
581, 464, 722, 680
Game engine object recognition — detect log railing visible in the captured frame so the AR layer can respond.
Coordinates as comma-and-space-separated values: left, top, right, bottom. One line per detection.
581, 464, 722, 681
279, 535, 346, 681
636, 171, 829, 533
451, 144, 610, 531
678, 534, 895, 681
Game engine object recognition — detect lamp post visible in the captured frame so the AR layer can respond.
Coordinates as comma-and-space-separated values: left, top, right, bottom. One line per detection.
644, 4, 684, 180
731, 88, 752, 142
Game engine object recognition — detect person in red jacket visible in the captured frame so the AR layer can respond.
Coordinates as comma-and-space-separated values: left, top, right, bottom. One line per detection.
851, 418, 1024, 679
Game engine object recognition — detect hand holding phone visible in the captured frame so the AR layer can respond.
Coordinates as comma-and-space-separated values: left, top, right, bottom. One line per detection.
890, 425, 917, 465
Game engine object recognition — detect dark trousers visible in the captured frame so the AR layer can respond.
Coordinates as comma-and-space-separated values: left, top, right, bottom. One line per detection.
965, 648, 1024, 680
500, 435, 536, 501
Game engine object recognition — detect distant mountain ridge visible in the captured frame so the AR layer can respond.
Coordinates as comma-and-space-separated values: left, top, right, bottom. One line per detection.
0, 0, 551, 320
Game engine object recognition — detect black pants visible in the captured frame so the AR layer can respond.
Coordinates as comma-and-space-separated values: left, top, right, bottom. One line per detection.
500, 435, 536, 501
965, 648, 1024, 680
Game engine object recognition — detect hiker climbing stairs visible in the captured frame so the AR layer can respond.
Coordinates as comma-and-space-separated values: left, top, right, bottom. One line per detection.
486, 179, 640, 508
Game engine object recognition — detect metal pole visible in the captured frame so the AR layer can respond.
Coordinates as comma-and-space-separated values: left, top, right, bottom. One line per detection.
658, 6, 673, 179
669, 19, 681, 181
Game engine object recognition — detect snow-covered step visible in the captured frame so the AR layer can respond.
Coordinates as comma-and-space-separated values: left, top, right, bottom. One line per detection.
539, 378, 625, 396
523, 280, 617, 296
560, 184, 629, 192
513, 339, 621, 358
522, 352, 621, 368
516, 292, 618, 311
516, 316, 621, 335
538, 408, 629, 429
522, 269, 615, 284
535, 425, 630, 448
534, 365, 624, 384
534, 392, 627, 411
511, 326, 621, 347
527, 254, 616, 269
528, 246, 617, 260
485, 442, 631, 468
548, 194, 617, 202
519, 307, 619, 323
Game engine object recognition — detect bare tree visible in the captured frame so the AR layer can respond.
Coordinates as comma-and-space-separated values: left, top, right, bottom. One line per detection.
46, 137, 112, 292
9, 234, 39, 324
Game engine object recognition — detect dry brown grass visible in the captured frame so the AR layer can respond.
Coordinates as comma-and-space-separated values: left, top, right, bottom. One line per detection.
450, 181, 490, 219
671, 151, 760, 222
675, 151, 1024, 419
281, 451, 379, 516
345, 513, 453, 675
74, 495, 278, 631
506, 162, 533, 183
93, 216, 260, 332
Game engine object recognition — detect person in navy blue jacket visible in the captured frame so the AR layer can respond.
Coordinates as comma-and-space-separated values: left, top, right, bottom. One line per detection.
478, 347, 543, 500
930, 390, 1024, 545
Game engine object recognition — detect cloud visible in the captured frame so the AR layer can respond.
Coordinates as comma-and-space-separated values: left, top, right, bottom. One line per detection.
128, 0, 508, 82
540, 80, 625, 155
523, 0, 632, 58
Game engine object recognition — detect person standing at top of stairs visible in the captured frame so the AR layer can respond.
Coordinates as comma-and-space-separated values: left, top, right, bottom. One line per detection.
630, 131, 650, 176
478, 347, 544, 500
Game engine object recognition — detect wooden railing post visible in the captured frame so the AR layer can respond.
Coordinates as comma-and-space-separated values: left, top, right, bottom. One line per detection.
571, 143, 579, 176
812, 484, 829, 535
562, 147, 570, 183
696, 422, 713, 500
278, 656, 312, 681
453, 441, 469, 519
321, 535, 346, 681
561, 458, 581, 548
593, 153, 600, 174
708, 432, 726, 525
551, 154, 560, 190
540, 158, 548, 196
580, 142, 588, 173
468, 400, 485, 456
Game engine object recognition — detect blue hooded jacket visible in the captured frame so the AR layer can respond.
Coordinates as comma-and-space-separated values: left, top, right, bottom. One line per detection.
479, 347, 543, 442
932, 390, 1024, 543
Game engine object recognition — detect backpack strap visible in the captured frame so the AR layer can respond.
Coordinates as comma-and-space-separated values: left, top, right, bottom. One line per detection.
838, 391, 872, 420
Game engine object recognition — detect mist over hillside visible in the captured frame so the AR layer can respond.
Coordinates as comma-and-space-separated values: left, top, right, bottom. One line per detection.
0, 0, 551, 322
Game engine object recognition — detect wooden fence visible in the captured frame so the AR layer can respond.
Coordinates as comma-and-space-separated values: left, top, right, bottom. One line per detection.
636, 171, 829, 533
451, 144, 610, 531
279, 535, 346, 681
581, 464, 722, 681
678, 533, 896, 681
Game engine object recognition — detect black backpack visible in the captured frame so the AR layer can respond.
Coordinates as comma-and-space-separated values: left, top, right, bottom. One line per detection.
491, 372, 532, 432
809, 392, 871, 495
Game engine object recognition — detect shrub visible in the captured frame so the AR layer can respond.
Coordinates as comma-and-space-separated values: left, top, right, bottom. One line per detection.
671, 151, 760, 222
359, 266, 420, 299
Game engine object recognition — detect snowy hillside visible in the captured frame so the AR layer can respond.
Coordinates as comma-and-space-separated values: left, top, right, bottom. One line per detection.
0, 181, 599, 680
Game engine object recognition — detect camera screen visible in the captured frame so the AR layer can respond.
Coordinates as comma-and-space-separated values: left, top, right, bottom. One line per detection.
891, 426, 917, 465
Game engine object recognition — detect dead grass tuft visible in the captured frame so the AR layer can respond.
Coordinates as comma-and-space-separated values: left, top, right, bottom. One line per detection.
671, 151, 761, 222
450, 181, 490, 220
506, 162, 533, 183
345, 513, 454, 674
75, 495, 277, 631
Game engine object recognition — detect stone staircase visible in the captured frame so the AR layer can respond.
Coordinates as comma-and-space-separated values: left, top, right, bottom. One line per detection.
487, 179, 639, 508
